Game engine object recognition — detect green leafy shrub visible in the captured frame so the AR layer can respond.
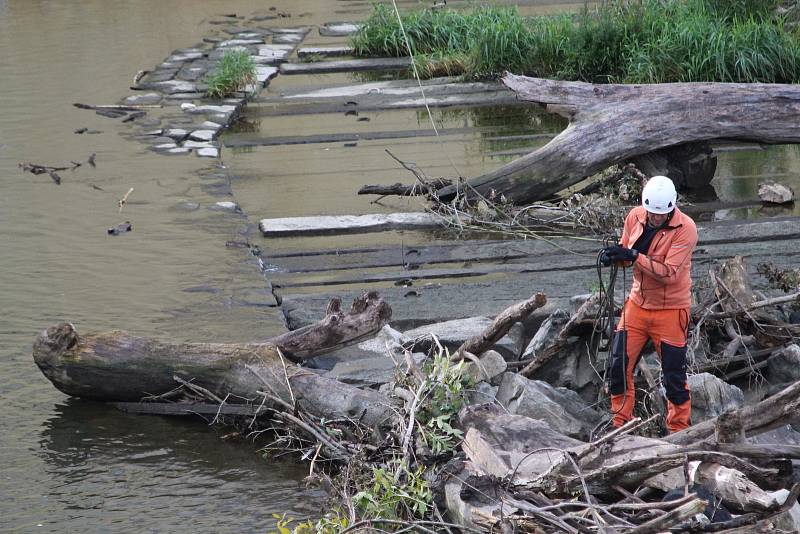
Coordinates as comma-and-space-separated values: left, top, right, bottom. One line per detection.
205, 50, 256, 98
353, 465, 432, 520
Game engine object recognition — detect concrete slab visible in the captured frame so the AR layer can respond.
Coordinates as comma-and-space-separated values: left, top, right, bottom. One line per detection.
257, 44, 294, 64
259, 212, 444, 237
297, 46, 354, 59
319, 22, 360, 37
279, 57, 411, 75
255, 66, 279, 84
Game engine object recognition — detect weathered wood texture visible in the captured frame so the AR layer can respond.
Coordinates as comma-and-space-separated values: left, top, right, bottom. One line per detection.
665, 379, 800, 445
438, 75, 800, 203
267, 291, 392, 361
32, 323, 395, 427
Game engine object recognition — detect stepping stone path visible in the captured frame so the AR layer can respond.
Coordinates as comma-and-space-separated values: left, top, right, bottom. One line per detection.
106, 14, 345, 160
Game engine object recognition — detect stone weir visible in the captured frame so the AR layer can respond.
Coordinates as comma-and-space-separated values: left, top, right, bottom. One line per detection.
96, 14, 365, 159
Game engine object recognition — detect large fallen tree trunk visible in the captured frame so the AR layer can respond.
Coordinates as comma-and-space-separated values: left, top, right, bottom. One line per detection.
32, 293, 396, 427
438, 75, 800, 203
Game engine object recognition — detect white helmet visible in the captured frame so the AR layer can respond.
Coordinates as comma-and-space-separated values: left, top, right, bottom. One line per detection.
642, 175, 677, 214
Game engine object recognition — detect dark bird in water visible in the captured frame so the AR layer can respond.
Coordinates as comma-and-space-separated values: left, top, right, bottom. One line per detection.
432, 0, 446, 10
48, 171, 61, 185
87, 153, 96, 167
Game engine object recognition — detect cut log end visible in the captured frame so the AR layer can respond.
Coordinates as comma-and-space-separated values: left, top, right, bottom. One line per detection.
33, 322, 80, 366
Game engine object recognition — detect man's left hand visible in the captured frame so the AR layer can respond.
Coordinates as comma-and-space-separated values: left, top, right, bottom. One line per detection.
604, 245, 638, 262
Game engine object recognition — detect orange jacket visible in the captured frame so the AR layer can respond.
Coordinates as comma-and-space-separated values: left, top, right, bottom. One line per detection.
619, 206, 697, 310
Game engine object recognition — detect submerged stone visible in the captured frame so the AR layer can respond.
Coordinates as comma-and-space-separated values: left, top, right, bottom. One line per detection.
273, 33, 304, 44
298, 46, 354, 58
153, 142, 178, 150
183, 140, 214, 149
140, 80, 198, 94
218, 39, 264, 47
197, 147, 219, 158
199, 121, 223, 130
122, 92, 162, 105
189, 129, 216, 141
256, 44, 293, 63
255, 66, 278, 84
164, 128, 188, 140
319, 21, 360, 37
213, 201, 240, 212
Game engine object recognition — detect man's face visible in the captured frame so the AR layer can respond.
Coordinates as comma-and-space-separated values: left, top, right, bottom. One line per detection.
647, 211, 670, 227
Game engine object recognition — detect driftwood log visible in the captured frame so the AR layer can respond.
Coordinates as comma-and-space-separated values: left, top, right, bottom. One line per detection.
439, 75, 800, 203
32, 293, 396, 427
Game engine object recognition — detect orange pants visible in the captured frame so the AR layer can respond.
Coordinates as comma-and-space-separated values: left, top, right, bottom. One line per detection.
609, 300, 691, 433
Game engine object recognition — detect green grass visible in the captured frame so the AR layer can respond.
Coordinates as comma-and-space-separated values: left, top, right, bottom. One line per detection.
351, 0, 800, 83
205, 50, 257, 98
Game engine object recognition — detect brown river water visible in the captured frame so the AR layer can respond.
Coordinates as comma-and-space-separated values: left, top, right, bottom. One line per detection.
2, 1, 800, 532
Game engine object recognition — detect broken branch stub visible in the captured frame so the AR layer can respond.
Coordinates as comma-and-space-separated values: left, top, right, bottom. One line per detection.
268, 292, 392, 362
453, 292, 546, 360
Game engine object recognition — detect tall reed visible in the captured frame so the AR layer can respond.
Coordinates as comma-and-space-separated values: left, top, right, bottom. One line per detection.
351, 0, 800, 83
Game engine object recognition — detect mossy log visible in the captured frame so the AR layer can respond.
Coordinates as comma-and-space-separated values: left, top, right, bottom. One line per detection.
32, 293, 396, 427
440, 75, 800, 203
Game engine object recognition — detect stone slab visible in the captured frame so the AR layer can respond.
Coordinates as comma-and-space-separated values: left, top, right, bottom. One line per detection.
255, 66, 279, 84
189, 129, 216, 142
257, 44, 294, 64
273, 34, 304, 45
138, 80, 198, 94
183, 140, 215, 149
197, 147, 220, 158
123, 92, 162, 105
318, 22, 360, 37
270, 27, 310, 35
259, 212, 444, 237
279, 57, 411, 75
200, 121, 223, 130
218, 39, 264, 47
297, 46, 354, 58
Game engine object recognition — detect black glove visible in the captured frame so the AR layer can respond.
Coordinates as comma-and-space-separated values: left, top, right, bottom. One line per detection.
604, 245, 638, 262
599, 249, 613, 266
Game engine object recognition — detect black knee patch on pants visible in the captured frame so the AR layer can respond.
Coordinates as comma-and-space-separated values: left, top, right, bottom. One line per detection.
608, 331, 629, 395
662, 341, 689, 405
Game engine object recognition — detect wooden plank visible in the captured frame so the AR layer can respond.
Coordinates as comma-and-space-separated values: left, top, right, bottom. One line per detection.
259, 212, 446, 236
279, 57, 411, 75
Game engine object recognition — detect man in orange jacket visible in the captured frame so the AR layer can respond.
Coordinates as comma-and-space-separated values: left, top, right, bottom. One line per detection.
600, 175, 698, 434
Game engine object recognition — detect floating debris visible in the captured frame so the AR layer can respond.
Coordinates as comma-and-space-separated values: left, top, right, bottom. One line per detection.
107, 221, 133, 235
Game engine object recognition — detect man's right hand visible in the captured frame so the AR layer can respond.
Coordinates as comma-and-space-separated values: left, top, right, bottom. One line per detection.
600, 248, 613, 266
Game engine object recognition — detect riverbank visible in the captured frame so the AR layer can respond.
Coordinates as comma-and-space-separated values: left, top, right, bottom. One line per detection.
353, 1, 800, 83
